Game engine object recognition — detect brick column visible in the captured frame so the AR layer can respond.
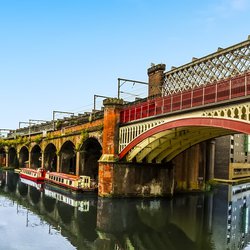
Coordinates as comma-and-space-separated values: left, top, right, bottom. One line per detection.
41, 151, 45, 169
5, 149, 9, 167
148, 63, 166, 97
75, 151, 80, 176
56, 154, 61, 172
207, 139, 215, 181
28, 150, 31, 168
98, 98, 123, 197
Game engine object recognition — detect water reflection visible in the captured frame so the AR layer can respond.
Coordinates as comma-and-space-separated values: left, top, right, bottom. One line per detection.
1, 170, 250, 249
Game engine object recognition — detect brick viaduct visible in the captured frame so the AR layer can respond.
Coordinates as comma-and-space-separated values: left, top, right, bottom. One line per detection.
1, 62, 247, 197
0, 64, 216, 198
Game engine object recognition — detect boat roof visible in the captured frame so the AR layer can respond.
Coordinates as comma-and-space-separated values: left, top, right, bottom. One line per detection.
47, 172, 80, 181
21, 168, 41, 173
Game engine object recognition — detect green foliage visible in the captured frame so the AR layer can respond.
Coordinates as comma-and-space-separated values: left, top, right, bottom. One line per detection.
56, 120, 63, 130
76, 130, 89, 151
33, 135, 43, 144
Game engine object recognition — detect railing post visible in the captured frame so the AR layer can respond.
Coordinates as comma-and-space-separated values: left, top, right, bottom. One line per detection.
215, 82, 218, 103
162, 97, 164, 114
170, 95, 173, 112
202, 86, 205, 106
191, 89, 193, 108
154, 100, 156, 116
229, 79, 232, 99
147, 101, 149, 118
245, 74, 247, 96
180, 92, 183, 110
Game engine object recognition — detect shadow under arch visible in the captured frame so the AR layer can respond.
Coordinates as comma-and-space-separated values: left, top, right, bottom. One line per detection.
79, 137, 102, 179
9, 147, 19, 168
0, 147, 6, 166
19, 146, 29, 168
30, 144, 42, 169
59, 140, 76, 174
44, 143, 57, 171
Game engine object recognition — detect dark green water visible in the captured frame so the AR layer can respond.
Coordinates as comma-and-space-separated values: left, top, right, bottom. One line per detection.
0, 170, 250, 250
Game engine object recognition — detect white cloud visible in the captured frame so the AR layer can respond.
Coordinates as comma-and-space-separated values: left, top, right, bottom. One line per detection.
211, 0, 250, 19
230, 0, 249, 11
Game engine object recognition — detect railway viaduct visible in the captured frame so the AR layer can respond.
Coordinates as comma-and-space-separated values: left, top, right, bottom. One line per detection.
1, 37, 250, 197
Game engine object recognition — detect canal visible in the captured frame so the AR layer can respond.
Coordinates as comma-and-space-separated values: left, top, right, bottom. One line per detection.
0, 170, 250, 250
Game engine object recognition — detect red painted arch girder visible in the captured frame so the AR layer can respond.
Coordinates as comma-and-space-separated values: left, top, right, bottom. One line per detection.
119, 117, 250, 159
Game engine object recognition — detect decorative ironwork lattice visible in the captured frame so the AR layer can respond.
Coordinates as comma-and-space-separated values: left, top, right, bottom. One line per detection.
164, 37, 250, 95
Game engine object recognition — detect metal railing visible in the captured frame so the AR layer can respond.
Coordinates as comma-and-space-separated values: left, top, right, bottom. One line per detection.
120, 72, 250, 124
163, 37, 250, 95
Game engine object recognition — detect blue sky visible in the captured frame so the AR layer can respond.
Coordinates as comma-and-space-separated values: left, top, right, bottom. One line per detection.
0, 0, 249, 130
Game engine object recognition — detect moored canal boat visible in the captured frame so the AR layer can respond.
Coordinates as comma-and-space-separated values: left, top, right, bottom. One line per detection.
19, 168, 46, 182
45, 171, 97, 192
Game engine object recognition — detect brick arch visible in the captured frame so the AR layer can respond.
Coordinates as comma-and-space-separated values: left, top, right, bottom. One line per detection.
8, 147, 18, 168
19, 146, 29, 168
78, 137, 102, 178
0, 147, 6, 167
30, 144, 42, 169
119, 117, 250, 160
44, 143, 57, 171
59, 140, 76, 174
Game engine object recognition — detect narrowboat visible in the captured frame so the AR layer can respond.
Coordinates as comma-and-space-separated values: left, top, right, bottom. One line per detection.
19, 168, 46, 182
45, 171, 97, 192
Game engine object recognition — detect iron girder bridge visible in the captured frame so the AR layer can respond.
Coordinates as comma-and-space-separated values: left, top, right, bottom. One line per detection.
119, 37, 250, 163
164, 37, 250, 95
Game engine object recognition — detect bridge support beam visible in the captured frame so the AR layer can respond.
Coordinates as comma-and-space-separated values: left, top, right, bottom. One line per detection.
172, 141, 216, 192
206, 139, 215, 181
173, 143, 207, 192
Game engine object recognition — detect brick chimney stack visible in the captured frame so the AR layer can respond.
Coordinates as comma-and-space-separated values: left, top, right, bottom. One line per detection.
147, 63, 166, 97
